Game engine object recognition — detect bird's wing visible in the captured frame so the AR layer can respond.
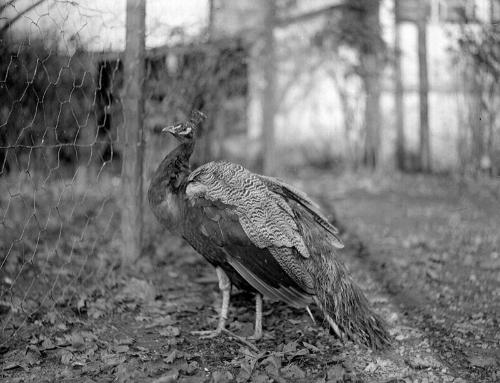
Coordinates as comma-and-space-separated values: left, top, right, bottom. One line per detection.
258, 175, 343, 249
184, 161, 316, 303
186, 161, 311, 258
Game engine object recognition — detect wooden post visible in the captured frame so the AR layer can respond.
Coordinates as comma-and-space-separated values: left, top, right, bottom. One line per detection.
417, 6, 431, 172
261, 0, 277, 174
394, 0, 405, 171
121, 0, 145, 263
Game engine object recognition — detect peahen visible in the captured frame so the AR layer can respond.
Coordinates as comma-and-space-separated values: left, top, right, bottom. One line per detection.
148, 111, 390, 349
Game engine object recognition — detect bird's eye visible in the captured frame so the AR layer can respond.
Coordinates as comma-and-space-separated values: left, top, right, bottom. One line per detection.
181, 126, 192, 135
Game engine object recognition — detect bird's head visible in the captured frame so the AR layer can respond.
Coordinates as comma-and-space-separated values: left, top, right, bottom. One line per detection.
162, 110, 207, 143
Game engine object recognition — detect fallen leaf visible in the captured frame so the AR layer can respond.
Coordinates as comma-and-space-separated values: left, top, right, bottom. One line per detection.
288, 348, 309, 359
151, 369, 179, 383
114, 345, 130, 353
327, 364, 345, 382
2, 363, 24, 371
281, 364, 306, 379
70, 332, 86, 350
117, 278, 156, 303
405, 355, 441, 369
159, 326, 180, 337
236, 357, 257, 382
186, 361, 200, 374
165, 349, 182, 364
426, 269, 439, 280
303, 342, 320, 353
364, 362, 378, 373
211, 370, 234, 383
25, 344, 41, 359
145, 316, 175, 328
261, 354, 281, 377
41, 337, 56, 350
60, 350, 73, 365
115, 362, 143, 383
467, 355, 498, 367
283, 341, 298, 354
479, 258, 500, 270
115, 335, 135, 345
252, 374, 272, 383
102, 353, 126, 367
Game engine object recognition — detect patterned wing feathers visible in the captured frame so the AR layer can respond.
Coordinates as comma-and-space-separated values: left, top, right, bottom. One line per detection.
186, 161, 310, 258
259, 175, 343, 248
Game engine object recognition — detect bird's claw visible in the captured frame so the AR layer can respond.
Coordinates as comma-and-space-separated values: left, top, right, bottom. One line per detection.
246, 332, 262, 341
191, 329, 223, 339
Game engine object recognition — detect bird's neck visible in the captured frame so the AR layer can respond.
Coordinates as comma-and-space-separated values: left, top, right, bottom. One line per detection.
148, 141, 194, 206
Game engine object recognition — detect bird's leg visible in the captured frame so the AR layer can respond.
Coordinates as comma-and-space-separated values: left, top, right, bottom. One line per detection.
247, 293, 263, 340
192, 267, 231, 339
216, 269, 231, 332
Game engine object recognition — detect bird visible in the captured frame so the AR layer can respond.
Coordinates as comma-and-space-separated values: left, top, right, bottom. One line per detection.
148, 110, 390, 349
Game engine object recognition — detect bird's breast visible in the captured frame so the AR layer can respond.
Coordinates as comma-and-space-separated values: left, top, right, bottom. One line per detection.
153, 191, 183, 233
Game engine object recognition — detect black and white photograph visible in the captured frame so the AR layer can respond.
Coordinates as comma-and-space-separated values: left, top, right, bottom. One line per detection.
0, 0, 499, 381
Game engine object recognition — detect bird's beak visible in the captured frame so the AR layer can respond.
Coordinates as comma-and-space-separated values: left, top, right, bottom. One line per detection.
162, 124, 182, 135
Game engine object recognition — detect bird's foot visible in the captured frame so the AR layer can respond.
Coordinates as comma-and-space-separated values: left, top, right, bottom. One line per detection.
246, 330, 262, 341
191, 328, 223, 339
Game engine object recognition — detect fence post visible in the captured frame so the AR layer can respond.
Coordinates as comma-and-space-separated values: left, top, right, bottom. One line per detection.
121, 0, 145, 263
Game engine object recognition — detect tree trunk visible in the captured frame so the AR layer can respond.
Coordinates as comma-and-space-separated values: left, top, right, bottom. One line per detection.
417, 14, 431, 172
121, 0, 145, 264
261, 0, 277, 175
469, 78, 483, 172
394, 0, 405, 170
361, 53, 381, 169
360, 0, 382, 170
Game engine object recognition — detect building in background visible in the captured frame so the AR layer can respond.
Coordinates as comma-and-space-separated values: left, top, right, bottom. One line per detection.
209, 0, 499, 171
1, 0, 499, 172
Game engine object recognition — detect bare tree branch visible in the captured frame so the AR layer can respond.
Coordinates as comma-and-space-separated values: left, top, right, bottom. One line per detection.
277, 2, 347, 27
0, 0, 48, 35
0, 0, 16, 16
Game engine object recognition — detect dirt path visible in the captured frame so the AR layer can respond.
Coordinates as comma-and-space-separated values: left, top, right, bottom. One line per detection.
306, 172, 500, 382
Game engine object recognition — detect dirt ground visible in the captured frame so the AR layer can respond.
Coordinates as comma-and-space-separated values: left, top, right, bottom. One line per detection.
1, 172, 499, 382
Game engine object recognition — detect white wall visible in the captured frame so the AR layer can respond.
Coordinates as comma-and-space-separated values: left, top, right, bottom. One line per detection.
2, 0, 208, 51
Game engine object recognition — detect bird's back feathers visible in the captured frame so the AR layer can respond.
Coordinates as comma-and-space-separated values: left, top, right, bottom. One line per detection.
186, 161, 310, 258
257, 175, 343, 248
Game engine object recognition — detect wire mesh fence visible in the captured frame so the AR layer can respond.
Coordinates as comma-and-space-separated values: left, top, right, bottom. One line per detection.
0, 1, 249, 351
1, 4, 120, 350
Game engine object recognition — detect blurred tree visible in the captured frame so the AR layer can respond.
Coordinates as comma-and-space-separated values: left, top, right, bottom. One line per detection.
417, 2, 430, 172
394, 0, 406, 171
261, 0, 277, 174
454, 21, 500, 176
314, 0, 386, 170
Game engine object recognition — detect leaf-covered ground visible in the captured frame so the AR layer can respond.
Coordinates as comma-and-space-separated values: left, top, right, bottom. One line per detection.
1, 173, 499, 382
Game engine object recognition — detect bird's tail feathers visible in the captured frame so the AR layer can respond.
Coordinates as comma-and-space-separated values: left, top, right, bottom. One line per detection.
313, 257, 391, 350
